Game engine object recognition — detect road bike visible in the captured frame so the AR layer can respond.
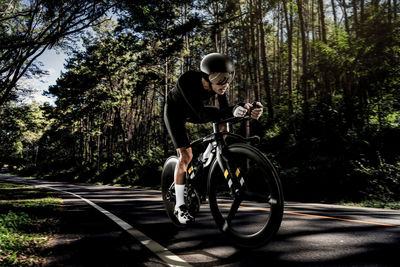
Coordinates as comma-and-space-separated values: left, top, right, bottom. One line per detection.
161, 107, 284, 248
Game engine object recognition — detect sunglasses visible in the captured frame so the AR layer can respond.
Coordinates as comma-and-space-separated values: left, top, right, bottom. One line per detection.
209, 72, 235, 85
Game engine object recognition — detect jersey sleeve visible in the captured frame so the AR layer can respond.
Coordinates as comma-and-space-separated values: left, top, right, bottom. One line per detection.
176, 72, 210, 121
177, 72, 235, 122
217, 93, 235, 118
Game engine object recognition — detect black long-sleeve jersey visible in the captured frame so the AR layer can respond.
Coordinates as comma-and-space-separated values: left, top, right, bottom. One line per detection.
166, 71, 234, 122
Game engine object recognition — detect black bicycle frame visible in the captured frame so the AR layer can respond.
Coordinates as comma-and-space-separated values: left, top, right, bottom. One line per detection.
188, 117, 257, 197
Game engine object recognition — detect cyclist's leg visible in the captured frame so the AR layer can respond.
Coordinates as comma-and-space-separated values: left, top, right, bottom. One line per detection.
175, 147, 193, 208
164, 103, 190, 149
164, 104, 194, 224
174, 147, 194, 224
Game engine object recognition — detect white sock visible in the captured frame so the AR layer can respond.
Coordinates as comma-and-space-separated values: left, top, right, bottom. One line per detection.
175, 184, 185, 209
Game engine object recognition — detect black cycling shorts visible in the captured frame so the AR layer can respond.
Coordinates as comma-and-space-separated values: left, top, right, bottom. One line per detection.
164, 98, 223, 149
164, 103, 191, 149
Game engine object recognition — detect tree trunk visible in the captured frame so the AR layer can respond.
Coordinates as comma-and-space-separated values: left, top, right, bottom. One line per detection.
249, 0, 258, 101
238, 4, 250, 101
115, 107, 129, 158
331, 0, 338, 26
318, 0, 327, 43
257, 0, 273, 122
318, 0, 331, 105
297, 0, 309, 122
360, 0, 365, 22
255, 18, 261, 100
331, 0, 338, 38
276, 2, 282, 98
97, 125, 101, 172
342, 0, 350, 34
283, 0, 294, 115
352, 0, 358, 35
163, 57, 169, 156
80, 119, 84, 166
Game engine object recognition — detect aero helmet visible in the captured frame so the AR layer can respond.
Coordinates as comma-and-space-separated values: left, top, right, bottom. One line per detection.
200, 53, 235, 85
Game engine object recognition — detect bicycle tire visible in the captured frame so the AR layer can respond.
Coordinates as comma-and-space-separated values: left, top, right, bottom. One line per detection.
161, 156, 185, 227
207, 143, 284, 248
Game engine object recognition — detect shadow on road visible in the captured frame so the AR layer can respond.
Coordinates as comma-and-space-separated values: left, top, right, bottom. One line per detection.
1, 174, 399, 266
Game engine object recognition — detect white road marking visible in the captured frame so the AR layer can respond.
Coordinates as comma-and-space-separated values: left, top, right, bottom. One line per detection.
43, 185, 192, 267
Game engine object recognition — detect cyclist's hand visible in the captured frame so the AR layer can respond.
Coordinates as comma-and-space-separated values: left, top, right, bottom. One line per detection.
251, 102, 263, 120
233, 105, 247, 117
243, 103, 252, 110
233, 103, 255, 117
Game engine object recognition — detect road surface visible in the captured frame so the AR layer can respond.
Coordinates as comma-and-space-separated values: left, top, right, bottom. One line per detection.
1, 173, 399, 266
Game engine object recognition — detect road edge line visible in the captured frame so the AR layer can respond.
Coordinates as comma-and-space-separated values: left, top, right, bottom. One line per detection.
44, 185, 192, 267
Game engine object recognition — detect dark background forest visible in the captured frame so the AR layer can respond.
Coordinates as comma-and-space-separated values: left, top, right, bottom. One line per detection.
1, 0, 399, 205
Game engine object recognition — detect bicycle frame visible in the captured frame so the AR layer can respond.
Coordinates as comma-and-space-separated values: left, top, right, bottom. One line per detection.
188, 116, 259, 197
162, 114, 284, 247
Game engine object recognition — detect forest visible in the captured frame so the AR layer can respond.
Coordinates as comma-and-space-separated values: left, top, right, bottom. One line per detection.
1, 0, 399, 204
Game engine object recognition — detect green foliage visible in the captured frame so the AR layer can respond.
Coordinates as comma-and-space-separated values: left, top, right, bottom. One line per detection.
338, 200, 400, 210
0, 211, 35, 266
0, 182, 62, 266
2, 0, 400, 205
128, 147, 165, 187
351, 159, 400, 202
0, 102, 47, 168
0, 0, 114, 107
263, 96, 400, 203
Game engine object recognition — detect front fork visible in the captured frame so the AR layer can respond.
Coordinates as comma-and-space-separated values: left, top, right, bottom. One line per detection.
216, 144, 244, 197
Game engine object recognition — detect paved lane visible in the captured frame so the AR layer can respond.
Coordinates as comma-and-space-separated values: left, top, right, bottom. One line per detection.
1, 174, 399, 266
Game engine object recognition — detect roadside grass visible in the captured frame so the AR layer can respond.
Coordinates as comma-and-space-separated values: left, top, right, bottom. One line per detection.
337, 200, 400, 210
0, 182, 62, 266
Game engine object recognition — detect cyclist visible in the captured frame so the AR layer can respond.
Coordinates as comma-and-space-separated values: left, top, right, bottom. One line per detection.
164, 53, 263, 224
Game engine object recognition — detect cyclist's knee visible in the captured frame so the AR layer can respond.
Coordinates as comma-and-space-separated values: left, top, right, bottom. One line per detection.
177, 147, 193, 168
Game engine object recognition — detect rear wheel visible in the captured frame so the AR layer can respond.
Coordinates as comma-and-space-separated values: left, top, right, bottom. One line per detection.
161, 156, 184, 227
161, 156, 201, 227
208, 143, 284, 248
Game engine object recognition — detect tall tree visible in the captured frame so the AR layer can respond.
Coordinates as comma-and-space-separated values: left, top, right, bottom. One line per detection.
297, 0, 309, 122
0, 0, 114, 109
283, 0, 294, 115
257, 0, 273, 122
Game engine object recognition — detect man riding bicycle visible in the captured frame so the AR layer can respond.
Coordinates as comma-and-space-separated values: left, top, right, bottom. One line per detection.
164, 53, 264, 224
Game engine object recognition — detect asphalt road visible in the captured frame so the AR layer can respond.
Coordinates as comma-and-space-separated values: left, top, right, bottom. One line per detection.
1, 174, 399, 266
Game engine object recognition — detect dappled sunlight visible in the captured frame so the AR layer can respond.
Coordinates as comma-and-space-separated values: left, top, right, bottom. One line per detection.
1, 174, 400, 266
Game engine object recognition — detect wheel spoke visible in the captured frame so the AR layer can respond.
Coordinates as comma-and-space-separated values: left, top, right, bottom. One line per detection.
207, 144, 284, 248
226, 196, 242, 224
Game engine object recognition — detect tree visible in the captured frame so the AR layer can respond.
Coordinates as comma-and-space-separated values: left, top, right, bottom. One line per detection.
0, 102, 46, 167
257, 0, 273, 122
3, 0, 399, 201
0, 0, 114, 109
297, 0, 309, 122
283, 0, 294, 115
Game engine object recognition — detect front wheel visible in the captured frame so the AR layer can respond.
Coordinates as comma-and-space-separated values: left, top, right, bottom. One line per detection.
208, 143, 284, 248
